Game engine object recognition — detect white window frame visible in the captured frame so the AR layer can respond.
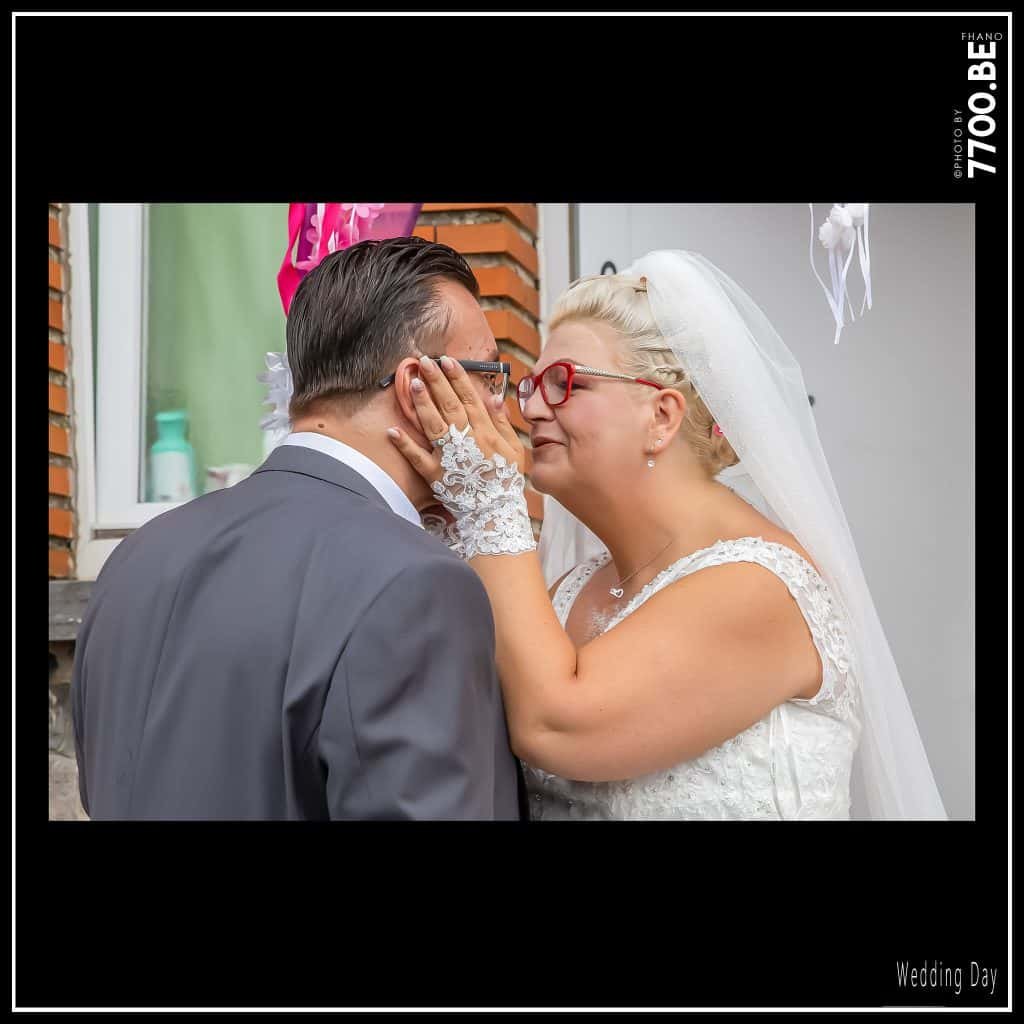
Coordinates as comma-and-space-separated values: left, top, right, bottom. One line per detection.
70, 204, 180, 578
93, 203, 179, 529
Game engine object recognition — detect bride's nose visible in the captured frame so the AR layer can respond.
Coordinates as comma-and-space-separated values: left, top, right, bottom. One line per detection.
521, 385, 554, 422
524, 380, 557, 419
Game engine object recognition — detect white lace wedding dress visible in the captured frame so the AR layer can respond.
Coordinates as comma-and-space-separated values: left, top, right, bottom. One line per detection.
521, 537, 862, 820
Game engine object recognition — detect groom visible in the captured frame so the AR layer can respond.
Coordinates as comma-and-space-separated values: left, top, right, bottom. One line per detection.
71, 237, 526, 820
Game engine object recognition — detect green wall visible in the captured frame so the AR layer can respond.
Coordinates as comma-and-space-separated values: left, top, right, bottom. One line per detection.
143, 203, 288, 498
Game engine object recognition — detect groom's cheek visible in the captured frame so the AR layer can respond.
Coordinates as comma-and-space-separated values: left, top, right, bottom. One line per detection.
422, 502, 456, 526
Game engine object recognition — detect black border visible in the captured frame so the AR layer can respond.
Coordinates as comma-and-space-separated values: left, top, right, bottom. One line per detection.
22, 11, 1009, 1011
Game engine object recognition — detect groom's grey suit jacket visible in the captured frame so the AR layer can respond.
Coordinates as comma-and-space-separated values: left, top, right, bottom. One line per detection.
71, 444, 525, 820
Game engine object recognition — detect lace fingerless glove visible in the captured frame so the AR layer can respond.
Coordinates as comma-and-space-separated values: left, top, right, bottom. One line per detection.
428, 424, 537, 560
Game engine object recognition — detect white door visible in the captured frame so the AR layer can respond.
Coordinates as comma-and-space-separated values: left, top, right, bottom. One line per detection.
576, 203, 975, 820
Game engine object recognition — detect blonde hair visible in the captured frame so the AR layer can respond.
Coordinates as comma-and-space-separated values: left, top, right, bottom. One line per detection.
549, 273, 739, 476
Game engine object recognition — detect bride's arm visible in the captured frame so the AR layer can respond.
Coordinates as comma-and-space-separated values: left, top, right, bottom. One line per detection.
548, 569, 573, 600
470, 550, 818, 781
388, 356, 820, 782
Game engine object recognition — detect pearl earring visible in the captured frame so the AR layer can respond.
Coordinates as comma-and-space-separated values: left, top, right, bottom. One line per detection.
647, 458, 656, 468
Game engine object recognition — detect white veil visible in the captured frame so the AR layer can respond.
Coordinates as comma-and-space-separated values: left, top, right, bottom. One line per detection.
538, 250, 947, 820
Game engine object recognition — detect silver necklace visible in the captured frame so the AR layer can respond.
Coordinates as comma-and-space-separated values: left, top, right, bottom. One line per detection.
608, 534, 680, 599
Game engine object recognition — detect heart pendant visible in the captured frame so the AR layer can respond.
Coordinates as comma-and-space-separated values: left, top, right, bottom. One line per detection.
609, 587, 624, 599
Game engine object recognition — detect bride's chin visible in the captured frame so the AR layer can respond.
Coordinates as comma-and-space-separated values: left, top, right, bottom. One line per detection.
528, 462, 552, 493
526, 462, 562, 498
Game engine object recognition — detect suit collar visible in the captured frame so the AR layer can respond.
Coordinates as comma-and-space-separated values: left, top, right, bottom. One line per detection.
281, 432, 423, 528
252, 444, 394, 513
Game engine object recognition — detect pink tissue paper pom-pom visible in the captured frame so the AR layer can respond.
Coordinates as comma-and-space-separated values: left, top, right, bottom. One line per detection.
343, 202, 386, 221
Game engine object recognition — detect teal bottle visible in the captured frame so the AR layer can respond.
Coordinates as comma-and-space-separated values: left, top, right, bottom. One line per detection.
149, 409, 196, 502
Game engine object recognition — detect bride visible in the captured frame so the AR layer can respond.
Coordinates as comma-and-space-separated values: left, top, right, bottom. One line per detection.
388, 249, 947, 820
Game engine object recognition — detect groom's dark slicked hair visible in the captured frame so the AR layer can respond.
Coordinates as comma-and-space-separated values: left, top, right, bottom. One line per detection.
286, 236, 480, 418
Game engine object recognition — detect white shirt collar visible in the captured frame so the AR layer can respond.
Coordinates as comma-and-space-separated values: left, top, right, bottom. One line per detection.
280, 431, 424, 529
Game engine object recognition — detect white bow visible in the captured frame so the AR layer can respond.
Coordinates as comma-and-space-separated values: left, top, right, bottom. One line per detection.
809, 203, 873, 344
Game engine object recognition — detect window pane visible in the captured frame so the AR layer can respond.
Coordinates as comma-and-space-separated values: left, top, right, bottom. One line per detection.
142, 204, 287, 502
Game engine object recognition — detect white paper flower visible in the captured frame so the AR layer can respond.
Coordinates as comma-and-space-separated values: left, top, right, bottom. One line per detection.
818, 220, 853, 250
828, 204, 853, 230
809, 201, 873, 344
845, 203, 867, 225
258, 351, 293, 434
827, 206, 856, 249
818, 221, 840, 249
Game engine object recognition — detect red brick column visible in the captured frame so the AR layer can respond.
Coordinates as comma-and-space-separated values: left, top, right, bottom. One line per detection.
49, 204, 74, 578
415, 204, 544, 527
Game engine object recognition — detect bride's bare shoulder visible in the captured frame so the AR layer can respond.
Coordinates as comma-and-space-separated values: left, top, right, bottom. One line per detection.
723, 500, 823, 577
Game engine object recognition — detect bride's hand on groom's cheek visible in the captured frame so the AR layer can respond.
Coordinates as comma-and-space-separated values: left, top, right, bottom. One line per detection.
387, 354, 527, 484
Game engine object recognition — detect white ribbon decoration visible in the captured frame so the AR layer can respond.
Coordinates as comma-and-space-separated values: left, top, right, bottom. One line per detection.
258, 351, 293, 450
809, 203, 873, 344
852, 203, 872, 315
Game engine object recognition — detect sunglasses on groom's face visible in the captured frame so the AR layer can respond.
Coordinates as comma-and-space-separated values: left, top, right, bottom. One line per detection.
377, 358, 513, 401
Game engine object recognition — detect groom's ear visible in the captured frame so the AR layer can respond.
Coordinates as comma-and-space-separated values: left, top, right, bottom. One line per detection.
392, 356, 431, 443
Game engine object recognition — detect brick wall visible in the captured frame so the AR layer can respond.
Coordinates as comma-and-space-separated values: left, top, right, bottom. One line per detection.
49, 203, 87, 819
49, 204, 74, 578
414, 203, 544, 528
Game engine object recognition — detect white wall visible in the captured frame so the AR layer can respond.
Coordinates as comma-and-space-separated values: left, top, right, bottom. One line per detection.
577, 204, 975, 820
538, 203, 571, 335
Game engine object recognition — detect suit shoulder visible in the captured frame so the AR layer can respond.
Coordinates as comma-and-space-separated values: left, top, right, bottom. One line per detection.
317, 506, 464, 570
362, 551, 495, 641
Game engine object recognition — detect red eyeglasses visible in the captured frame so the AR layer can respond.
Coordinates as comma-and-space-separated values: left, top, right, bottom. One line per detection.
516, 361, 664, 413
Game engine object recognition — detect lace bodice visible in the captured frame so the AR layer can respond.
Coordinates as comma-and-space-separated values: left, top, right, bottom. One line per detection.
521, 536, 862, 820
